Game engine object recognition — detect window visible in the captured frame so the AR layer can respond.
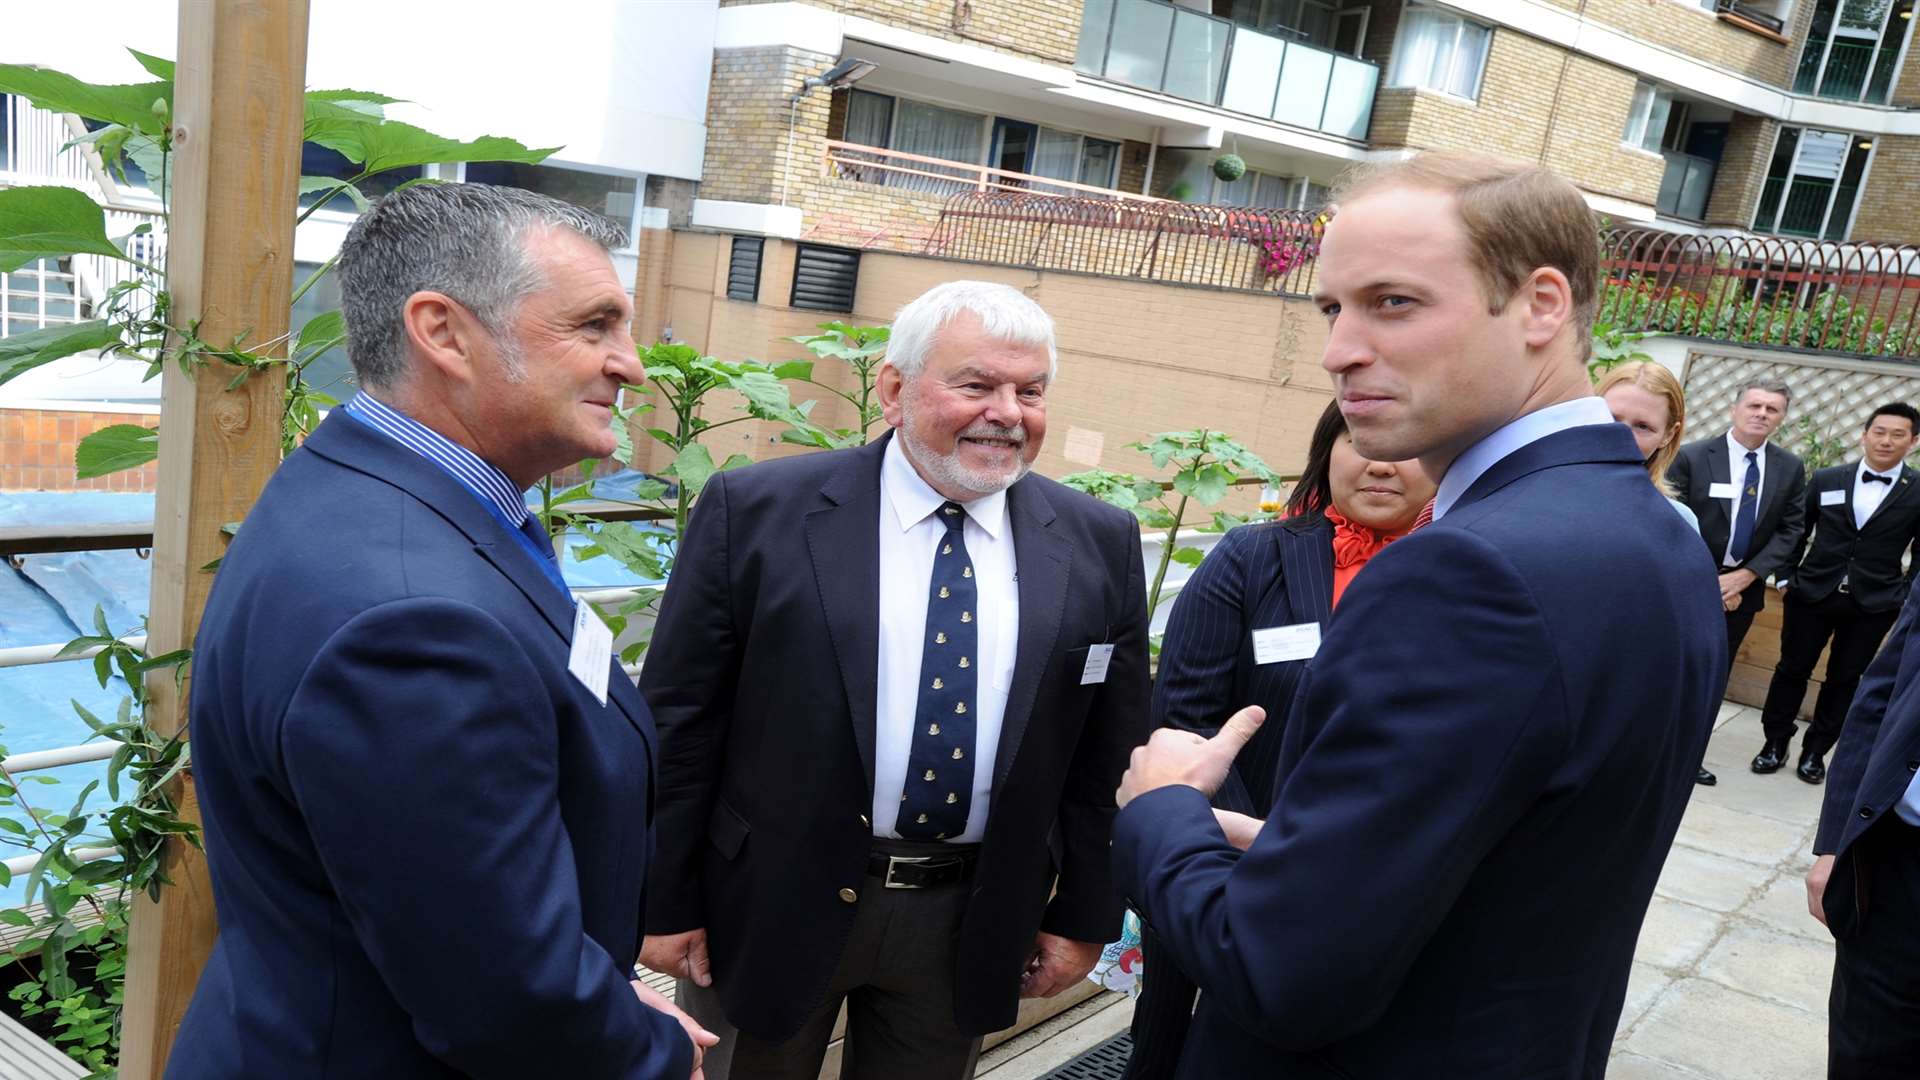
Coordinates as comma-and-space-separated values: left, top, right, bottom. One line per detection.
727, 238, 763, 303
1159, 148, 1327, 208
838, 89, 1122, 192
0, 258, 81, 338
289, 259, 354, 401
464, 161, 641, 242
301, 142, 424, 211
1623, 82, 1676, 154
791, 244, 861, 312
1795, 0, 1916, 104
1752, 127, 1873, 241
1387, 3, 1492, 100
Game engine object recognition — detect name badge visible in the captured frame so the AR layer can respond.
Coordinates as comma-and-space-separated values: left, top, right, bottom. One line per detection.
1708, 482, 1738, 499
1252, 623, 1320, 665
1080, 644, 1115, 685
568, 598, 613, 705
1821, 489, 1847, 507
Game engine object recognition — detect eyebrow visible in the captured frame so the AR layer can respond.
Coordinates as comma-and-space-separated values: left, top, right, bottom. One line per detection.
950, 365, 1048, 383
1312, 279, 1425, 305
567, 296, 632, 321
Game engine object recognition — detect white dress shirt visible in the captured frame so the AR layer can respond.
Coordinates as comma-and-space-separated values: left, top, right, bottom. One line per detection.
1852, 460, 1899, 530
1432, 397, 1616, 521
872, 437, 1018, 843
1721, 430, 1769, 567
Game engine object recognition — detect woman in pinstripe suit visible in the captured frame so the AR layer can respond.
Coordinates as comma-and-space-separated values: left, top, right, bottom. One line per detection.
1123, 399, 1434, 1079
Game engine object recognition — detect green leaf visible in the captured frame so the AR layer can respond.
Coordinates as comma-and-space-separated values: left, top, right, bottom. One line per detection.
295, 310, 349, 356
770, 360, 815, 381
304, 88, 402, 124
74, 423, 158, 479
671, 443, 717, 496
0, 908, 29, 928
0, 64, 171, 131
128, 50, 174, 80
298, 176, 369, 212
1170, 546, 1208, 568
0, 187, 131, 272
0, 320, 122, 387
1172, 463, 1233, 506
305, 116, 556, 174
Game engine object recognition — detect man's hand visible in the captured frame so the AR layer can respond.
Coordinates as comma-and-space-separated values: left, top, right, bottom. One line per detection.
1116, 706, 1266, 809
1719, 569, 1756, 606
1019, 932, 1101, 999
1212, 808, 1263, 851
631, 979, 720, 1079
639, 929, 712, 987
1806, 853, 1836, 929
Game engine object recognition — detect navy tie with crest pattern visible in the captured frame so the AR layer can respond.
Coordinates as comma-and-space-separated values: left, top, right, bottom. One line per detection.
898, 500, 978, 840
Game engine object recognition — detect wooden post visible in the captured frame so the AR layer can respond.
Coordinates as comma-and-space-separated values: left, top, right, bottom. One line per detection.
117, 2, 310, 1076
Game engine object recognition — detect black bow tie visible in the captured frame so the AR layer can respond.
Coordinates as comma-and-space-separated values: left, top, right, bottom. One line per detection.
1865, 472, 1894, 485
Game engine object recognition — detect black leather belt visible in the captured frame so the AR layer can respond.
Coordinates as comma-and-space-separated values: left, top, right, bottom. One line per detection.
866, 849, 978, 889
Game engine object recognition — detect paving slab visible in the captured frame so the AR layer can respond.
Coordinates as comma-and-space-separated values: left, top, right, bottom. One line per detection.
1695, 923, 1834, 1017
1653, 844, 1771, 913
1616, 962, 1676, 1038
1634, 896, 1724, 972
1688, 761, 1828, 826
1620, 978, 1828, 1080
1608, 1051, 1717, 1078
1738, 872, 1833, 943
1672, 799, 1814, 869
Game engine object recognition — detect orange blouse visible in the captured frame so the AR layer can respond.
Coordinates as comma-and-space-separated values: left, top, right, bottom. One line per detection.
1326, 506, 1411, 608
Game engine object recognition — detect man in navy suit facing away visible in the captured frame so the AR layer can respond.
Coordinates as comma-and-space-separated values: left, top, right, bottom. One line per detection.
1112, 154, 1727, 1078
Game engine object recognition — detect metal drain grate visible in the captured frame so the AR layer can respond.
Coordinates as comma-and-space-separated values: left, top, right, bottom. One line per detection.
1037, 1031, 1132, 1080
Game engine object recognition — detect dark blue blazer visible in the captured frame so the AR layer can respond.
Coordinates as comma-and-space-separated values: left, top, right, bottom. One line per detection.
1154, 516, 1334, 813
170, 412, 689, 1079
1114, 423, 1727, 1078
1814, 573, 1920, 929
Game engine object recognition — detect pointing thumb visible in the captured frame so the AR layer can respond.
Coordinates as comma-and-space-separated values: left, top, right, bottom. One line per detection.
1208, 705, 1267, 761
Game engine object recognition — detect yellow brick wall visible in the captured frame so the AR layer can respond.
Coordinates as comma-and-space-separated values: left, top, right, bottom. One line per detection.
1704, 112, 1777, 229
703, 46, 839, 205
1891, 21, 1920, 106
660, 231, 1335, 487
1566, 0, 1811, 89
1849, 134, 1920, 244
718, 0, 1086, 66
1367, 31, 1661, 207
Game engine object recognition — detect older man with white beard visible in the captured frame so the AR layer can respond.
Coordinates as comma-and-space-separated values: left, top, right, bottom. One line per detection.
638, 281, 1151, 1080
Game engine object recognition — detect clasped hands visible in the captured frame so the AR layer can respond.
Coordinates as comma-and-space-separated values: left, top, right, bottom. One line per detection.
1719, 568, 1756, 612
1116, 705, 1268, 851
634, 929, 720, 1079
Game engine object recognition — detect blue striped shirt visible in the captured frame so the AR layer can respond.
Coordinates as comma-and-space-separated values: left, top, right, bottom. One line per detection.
341, 392, 530, 527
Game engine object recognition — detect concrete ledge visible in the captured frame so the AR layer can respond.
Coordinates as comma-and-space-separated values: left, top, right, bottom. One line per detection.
691, 200, 805, 239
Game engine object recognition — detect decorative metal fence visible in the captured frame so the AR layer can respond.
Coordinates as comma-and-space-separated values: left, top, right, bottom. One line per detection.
1600, 228, 1920, 361
927, 190, 1324, 296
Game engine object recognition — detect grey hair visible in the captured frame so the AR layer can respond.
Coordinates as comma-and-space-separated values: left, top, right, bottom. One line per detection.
338, 182, 628, 389
886, 281, 1058, 381
1735, 378, 1793, 409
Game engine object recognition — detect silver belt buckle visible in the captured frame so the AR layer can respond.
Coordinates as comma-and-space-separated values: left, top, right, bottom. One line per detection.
884, 854, 933, 889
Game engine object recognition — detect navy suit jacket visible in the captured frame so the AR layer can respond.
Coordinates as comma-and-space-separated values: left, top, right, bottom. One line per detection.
1813, 574, 1920, 931
170, 412, 689, 1079
1153, 516, 1334, 813
640, 432, 1150, 1039
1114, 423, 1727, 1078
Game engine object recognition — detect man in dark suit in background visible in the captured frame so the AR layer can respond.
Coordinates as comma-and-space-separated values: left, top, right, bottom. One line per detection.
172, 184, 705, 1078
639, 281, 1150, 1079
1111, 154, 1726, 1078
1806, 573, 1920, 1075
1759, 402, 1920, 784
1670, 379, 1809, 784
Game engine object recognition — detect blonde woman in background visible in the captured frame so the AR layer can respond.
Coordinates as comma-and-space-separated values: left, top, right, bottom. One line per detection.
1599, 361, 1699, 534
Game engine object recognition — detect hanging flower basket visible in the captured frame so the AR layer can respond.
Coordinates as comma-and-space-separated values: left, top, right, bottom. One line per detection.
1212, 154, 1246, 182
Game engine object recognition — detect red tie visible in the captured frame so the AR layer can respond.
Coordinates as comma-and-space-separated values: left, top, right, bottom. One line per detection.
1410, 499, 1436, 532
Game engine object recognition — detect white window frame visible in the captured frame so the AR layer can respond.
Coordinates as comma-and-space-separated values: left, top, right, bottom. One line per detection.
1751, 125, 1876, 241
452, 159, 645, 253
1622, 81, 1675, 157
1386, 1, 1493, 103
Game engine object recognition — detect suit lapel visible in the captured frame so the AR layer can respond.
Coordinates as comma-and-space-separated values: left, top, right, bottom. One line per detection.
1701, 439, 1732, 540
1757, 443, 1793, 527
1276, 519, 1335, 625
993, 478, 1072, 790
1862, 464, 1916, 529
805, 439, 888, 794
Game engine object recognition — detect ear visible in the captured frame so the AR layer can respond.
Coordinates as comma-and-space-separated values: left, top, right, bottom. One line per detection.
401, 291, 483, 387
1517, 266, 1574, 351
877, 362, 908, 429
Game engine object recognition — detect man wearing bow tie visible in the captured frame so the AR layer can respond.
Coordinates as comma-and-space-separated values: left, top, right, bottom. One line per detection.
1757, 403, 1920, 784
1670, 379, 1809, 785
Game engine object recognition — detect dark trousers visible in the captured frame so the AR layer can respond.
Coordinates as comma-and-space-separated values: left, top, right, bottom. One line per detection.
1726, 606, 1758, 664
1123, 929, 1193, 1080
1828, 817, 1920, 1078
1760, 590, 1899, 759
678, 838, 982, 1080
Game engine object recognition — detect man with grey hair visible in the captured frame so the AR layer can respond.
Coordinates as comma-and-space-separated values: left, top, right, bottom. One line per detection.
172, 183, 711, 1078
1670, 376, 1808, 783
639, 280, 1150, 1079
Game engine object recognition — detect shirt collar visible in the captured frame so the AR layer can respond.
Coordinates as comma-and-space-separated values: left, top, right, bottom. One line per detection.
1726, 429, 1766, 462
341, 392, 531, 526
1860, 460, 1899, 482
1433, 396, 1615, 520
882, 433, 1009, 539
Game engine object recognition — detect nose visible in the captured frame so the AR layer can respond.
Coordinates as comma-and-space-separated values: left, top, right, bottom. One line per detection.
1321, 314, 1369, 377
607, 327, 644, 385
981, 384, 1021, 427
1363, 458, 1396, 477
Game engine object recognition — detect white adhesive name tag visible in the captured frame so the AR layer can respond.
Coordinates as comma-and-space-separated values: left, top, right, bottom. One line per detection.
1821, 489, 1847, 506
1709, 482, 1738, 499
1080, 644, 1115, 685
1252, 623, 1321, 665
568, 599, 613, 705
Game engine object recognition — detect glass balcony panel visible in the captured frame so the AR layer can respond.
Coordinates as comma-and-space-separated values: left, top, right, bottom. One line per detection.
1777, 177, 1835, 237
1321, 54, 1377, 138
1222, 29, 1287, 116
1816, 39, 1876, 99
1679, 158, 1714, 221
1165, 9, 1232, 103
1078, 0, 1117, 72
1825, 184, 1859, 241
1868, 38, 1902, 101
1755, 176, 1787, 231
1108, 0, 1175, 90
1274, 40, 1332, 128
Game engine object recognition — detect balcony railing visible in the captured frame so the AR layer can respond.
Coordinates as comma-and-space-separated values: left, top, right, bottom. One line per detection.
1794, 37, 1902, 103
823, 140, 1155, 201
1600, 228, 1920, 359
1656, 151, 1716, 222
1714, 0, 1787, 34
1075, 0, 1378, 140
